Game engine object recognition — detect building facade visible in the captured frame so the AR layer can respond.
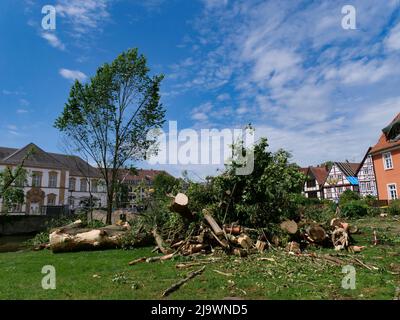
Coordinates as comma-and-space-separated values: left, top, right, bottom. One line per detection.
323, 162, 360, 202
118, 169, 171, 209
356, 149, 377, 198
0, 143, 107, 214
370, 113, 400, 201
301, 166, 328, 199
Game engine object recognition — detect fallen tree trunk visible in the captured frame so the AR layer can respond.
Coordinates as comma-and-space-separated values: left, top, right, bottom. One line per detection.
169, 193, 194, 220
49, 220, 130, 253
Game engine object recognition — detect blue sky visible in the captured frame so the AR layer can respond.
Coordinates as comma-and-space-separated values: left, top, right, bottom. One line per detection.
1, 0, 400, 178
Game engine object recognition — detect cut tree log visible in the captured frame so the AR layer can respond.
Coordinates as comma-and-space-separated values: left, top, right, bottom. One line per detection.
286, 241, 301, 254
280, 220, 298, 234
237, 234, 254, 249
331, 227, 349, 251
152, 228, 172, 255
162, 266, 206, 297
306, 225, 327, 243
223, 224, 241, 235
203, 209, 224, 236
49, 222, 129, 253
255, 240, 267, 252
169, 193, 194, 220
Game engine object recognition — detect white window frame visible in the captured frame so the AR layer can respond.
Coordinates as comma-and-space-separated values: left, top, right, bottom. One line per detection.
383, 152, 393, 170
387, 183, 398, 200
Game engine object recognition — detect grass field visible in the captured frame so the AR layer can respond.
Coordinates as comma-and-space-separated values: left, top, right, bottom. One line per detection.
0, 216, 399, 300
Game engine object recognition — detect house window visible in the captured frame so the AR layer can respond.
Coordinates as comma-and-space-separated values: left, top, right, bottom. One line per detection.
69, 178, 76, 191
47, 194, 56, 206
366, 182, 371, 191
383, 152, 393, 170
306, 179, 316, 188
360, 182, 366, 192
80, 179, 87, 192
32, 172, 42, 187
388, 184, 398, 200
68, 197, 75, 207
91, 180, 98, 193
49, 172, 58, 188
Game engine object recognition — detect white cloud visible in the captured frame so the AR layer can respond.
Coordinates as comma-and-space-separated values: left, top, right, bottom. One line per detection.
385, 22, 400, 51
16, 109, 29, 114
41, 32, 65, 50
59, 68, 87, 82
55, 0, 110, 37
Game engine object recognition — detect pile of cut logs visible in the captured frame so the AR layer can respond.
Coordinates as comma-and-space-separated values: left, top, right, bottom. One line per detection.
48, 193, 360, 255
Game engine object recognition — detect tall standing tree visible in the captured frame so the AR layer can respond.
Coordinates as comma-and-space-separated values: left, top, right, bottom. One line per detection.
55, 48, 165, 224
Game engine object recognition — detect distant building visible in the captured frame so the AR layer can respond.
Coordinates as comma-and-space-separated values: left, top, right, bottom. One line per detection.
118, 169, 172, 209
301, 166, 329, 199
0, 143, 107, 214
369, 113, 400, 201
323, 162, 360, 202
356, 148, 377, 198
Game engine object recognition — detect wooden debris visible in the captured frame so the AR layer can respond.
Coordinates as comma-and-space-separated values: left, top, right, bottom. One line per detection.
255, 240, 267, 252
306, 225, 327, 243
280, 220, 298, 234
169, 193, 194, 220
128, 257, 146, 266
286, 241, 301, 254
162, 266, 206, 297
203, 209, 224, 236
213, 269, 233, 277
146, 253, 175, 263
237, 234, 253, 249
224, 224, 241, 235
233, 248, 248, 257
348, 245, 365, 253
152, 228, 171, 255
331, 228, 349, 251
49, 221, 129, 253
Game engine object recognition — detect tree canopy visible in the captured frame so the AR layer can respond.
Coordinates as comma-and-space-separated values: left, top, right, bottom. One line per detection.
55, 48, 165, 223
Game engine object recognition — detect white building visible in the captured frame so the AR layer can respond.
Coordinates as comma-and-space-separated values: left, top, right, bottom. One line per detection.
356, 149, 377, 198
323, 162, 360, 202
0, 143, 106, 214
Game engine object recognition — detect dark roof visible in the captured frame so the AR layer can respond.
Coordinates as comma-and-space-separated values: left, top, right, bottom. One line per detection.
0, 143, 100, 178
335, 162, 360, 177
119, 169, 171, 183
370, 113, 400, 154
49, 153, 100, 177
355, 147, 372, 175
309, 166, 329, 185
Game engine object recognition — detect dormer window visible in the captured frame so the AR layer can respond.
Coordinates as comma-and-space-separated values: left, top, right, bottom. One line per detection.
383, 152, 393, 170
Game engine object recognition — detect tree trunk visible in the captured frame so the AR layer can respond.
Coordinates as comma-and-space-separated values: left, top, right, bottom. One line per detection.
49, 221, 130, 253
169, 193, 194, 220
106, 191, 113, 225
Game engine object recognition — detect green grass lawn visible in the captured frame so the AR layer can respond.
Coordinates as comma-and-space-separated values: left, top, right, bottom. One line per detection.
0, 216, 399, 300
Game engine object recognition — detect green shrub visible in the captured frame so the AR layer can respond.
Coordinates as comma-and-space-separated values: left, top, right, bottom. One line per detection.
300, 203, 335, 222
388, 199, 400, 215
340, 200, 368, 218
339, 190, 360, 207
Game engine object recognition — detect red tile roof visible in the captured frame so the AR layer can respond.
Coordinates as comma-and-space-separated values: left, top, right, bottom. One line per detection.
370, 113, 400, 154
309, 166, 329, 185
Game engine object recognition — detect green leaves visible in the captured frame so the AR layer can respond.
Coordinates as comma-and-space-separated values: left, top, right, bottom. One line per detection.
53, 48, 166, 222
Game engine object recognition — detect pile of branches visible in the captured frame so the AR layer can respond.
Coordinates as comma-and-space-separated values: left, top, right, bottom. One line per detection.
128, 193, 362, 264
